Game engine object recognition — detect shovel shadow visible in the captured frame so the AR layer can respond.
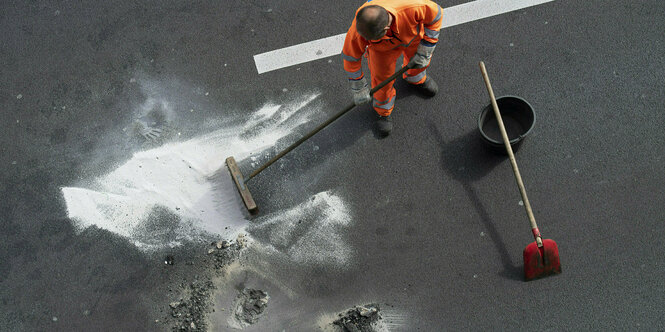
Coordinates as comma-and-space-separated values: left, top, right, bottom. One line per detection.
429, 123, 522, 281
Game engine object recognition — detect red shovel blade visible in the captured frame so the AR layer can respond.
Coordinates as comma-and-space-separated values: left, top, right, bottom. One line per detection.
523, 239, 561, 281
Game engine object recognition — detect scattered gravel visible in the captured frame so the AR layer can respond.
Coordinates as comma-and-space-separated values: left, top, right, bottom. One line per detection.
333, 303, 382, 332
164, 237, 244, 331
168, 279, 214, 331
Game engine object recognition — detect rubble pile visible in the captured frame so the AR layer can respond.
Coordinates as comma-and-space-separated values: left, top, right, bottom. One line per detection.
165, 236, 245, 331
333, 303, 382, 332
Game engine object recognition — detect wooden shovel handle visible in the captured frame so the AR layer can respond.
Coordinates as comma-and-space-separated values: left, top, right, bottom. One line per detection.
479, 61, 543, 247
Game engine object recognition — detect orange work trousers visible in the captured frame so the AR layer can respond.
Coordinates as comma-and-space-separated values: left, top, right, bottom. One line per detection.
368, 40, 429, 116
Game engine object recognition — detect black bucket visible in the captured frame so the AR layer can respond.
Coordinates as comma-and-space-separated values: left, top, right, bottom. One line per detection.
478, 96, 535, 154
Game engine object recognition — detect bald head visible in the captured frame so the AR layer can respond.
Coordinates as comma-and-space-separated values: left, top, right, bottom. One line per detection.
356, 5, 390, 40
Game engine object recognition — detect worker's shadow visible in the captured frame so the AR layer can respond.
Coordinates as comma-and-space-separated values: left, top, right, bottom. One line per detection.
393, 79, 421, 101
343, 103, 393, 140
429, 123, 523, 281
245, 99, 380, 213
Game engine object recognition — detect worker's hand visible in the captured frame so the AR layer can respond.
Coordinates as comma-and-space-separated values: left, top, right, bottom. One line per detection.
349, 77, 371, 105
409, 43, 436, 69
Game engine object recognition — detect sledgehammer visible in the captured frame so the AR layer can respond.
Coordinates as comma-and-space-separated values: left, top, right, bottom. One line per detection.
226, 64, 413, 214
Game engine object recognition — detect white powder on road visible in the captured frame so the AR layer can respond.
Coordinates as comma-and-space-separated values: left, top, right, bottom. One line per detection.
209, 190, 354, 311
246, 191, 352, 266
62, 92, 321, 250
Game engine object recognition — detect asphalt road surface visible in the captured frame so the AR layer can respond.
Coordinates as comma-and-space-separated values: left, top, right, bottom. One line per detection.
1, 0, 664, 330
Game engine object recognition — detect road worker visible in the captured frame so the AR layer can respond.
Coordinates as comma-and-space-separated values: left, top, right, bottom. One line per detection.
343, 0, 442, 136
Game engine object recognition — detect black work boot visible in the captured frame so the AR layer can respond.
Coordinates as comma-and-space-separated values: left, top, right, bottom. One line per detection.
412, 76, 438, 97
376, 114, 393, 136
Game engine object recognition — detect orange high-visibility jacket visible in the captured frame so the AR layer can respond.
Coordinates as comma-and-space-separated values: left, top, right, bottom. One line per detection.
342, 0, 443, 81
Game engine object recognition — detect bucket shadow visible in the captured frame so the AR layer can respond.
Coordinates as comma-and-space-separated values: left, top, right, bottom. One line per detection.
429, 124, 522, 281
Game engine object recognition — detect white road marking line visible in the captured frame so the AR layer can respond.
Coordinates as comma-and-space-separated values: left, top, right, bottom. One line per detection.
442, 0, 554, 28
253, 0, 555, 74
254, 34, 347, 75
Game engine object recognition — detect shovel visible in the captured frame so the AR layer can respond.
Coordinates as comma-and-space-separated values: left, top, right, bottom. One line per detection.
479, 61, 561, 281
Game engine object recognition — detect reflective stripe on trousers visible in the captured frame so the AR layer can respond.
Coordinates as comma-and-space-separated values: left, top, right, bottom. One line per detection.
368, 40, 429, 116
